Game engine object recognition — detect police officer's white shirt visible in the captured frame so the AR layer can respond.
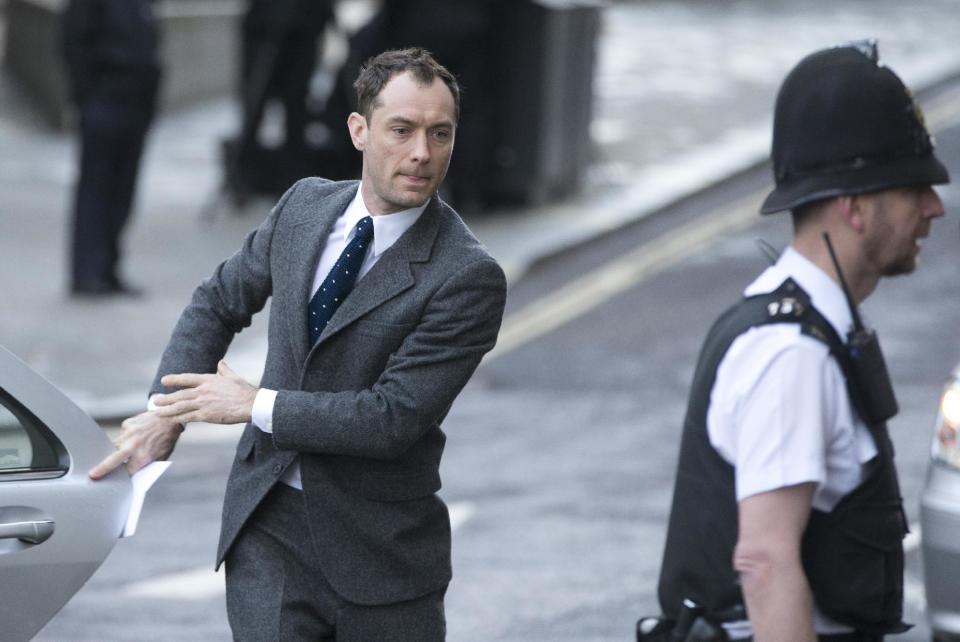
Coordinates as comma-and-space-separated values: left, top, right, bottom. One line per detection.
707, 246, 878, 638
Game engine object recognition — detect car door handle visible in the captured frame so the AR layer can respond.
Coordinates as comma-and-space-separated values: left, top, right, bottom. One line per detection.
0, 519, 55, 544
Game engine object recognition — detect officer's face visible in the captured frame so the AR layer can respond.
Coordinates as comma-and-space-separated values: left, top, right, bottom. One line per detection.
862, 185, 945, 276
347, 72, 456, 215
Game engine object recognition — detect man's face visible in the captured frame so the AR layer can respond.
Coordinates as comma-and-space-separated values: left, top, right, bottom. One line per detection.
862, 185, 945, 276
347, 71, 456, 215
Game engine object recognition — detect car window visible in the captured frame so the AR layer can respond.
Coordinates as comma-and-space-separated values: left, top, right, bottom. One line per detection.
0, 387, 69, 479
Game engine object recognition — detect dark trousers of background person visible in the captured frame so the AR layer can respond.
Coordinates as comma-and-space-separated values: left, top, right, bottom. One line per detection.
236, 0, 333, 192
71, 96, 154, 293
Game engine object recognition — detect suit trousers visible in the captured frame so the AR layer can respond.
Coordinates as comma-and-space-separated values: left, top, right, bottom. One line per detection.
225, 483, 447, 641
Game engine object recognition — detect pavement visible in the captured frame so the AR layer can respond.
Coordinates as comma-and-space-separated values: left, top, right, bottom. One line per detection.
3, 0, 960, 421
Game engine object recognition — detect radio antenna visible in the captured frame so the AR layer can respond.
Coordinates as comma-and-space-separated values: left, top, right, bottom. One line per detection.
754, 238, 780, 266
822, 232, 865, 331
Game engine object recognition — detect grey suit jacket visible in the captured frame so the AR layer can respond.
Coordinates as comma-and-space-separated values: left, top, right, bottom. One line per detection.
151, 179, 507, 605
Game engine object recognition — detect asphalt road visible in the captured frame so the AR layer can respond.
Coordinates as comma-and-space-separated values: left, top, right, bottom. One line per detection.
36, 110, 960, 642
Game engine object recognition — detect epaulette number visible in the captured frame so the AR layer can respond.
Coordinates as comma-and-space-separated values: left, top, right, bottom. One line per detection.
767, 297, 805, 318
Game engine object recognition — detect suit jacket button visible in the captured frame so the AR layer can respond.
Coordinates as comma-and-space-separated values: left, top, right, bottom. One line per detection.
272, 463, 283, 475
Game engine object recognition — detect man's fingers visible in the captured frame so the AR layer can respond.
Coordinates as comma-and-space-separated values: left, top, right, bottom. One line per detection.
89, 411, 185, 481
217, 360, 235, 378
153, 400, 196, 419
218, 360, 249, 385
89, 449, 129, 480
124, 455, 149, 476
154, 387, 203, 407
153, 392, 177, 407
153, 399, 205, 424
160, 372, 209, 388
155, 366, 253, 427
158, 409, 199, 424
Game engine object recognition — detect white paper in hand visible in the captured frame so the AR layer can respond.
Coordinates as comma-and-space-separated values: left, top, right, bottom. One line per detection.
122, 461, 171, 537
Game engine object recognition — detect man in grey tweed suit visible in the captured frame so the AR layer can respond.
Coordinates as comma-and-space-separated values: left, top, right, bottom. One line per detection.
91, 48, 507, 640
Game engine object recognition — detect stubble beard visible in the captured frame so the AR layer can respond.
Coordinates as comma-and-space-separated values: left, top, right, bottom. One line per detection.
871, 235, 919, 277
863, 213, 919, 278
882, 250, 918, 277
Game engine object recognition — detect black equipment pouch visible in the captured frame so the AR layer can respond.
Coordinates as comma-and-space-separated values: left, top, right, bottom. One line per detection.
636, 617, 728, 642
636, 616, 674, 642
637, 600, 729, 642
684, 617, 729, 641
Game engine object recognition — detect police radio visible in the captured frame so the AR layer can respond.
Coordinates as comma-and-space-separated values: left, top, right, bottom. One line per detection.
822, 233, 899, 424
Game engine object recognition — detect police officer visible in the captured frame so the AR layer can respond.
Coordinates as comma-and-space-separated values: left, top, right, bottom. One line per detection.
648, 42, 949, 641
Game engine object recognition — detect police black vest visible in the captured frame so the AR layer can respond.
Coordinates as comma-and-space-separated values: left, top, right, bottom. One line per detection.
656, 278, 909, 634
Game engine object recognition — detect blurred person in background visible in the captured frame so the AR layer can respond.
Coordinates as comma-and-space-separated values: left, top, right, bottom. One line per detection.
90, 48, 506, 640
61, 0, 161, 297
643, 42, 948, 641
228, 0, 336, 197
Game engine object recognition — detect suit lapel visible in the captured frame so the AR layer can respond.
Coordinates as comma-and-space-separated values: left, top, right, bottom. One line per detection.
313, 196, 443, 347
288, 184, 357, 364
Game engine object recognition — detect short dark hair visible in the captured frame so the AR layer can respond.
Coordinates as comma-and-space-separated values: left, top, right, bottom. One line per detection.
353, 47, 460, 123
790, 198, 830, 232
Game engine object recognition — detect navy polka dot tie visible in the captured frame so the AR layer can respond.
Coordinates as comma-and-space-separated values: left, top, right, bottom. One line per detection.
308, 216, 374, 345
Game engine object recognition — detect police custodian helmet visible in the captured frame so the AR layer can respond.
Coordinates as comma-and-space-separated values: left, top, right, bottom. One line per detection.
761, 40, 950, 215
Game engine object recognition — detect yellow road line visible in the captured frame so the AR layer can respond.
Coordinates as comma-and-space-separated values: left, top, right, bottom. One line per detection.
486, 191, 762, 362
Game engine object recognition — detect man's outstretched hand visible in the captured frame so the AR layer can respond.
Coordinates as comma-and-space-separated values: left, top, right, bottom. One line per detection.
89, 410, 184, 480
89, 361, 255, 480
152, 360, 258, 426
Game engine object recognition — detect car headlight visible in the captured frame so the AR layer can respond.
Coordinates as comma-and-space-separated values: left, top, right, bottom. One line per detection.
932, 375, 960, 469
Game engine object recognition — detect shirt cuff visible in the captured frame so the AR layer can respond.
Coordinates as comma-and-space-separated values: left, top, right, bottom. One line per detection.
147, 393, 162, 412
252, 388, 278, 433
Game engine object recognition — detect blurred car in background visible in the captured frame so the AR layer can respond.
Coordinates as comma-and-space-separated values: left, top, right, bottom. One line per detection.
0, 345, 131, 642
921, 366, 960, 641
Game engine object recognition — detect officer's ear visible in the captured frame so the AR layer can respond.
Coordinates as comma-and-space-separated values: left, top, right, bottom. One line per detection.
347, 112, 368, 152
837, 194, 868, 234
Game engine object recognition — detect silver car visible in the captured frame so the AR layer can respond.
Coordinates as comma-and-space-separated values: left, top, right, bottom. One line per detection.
0, 346, 131, 641
922, 366, 960, 640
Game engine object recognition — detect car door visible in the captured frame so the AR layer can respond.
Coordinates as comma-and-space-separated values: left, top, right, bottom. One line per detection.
0, 346, 131, 642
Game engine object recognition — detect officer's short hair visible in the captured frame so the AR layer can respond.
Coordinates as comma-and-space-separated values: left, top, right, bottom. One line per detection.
354, 47, 460, 124
790, 198, 830, 233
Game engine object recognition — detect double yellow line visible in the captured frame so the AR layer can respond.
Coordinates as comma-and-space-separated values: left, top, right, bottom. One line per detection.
486, 191, 761, 362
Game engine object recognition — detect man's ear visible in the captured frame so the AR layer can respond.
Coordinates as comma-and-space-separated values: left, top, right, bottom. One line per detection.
838, 194, 868, 234
347, 112, 367, 152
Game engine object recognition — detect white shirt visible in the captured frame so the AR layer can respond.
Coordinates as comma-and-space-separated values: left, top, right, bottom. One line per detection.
709, 247, 879, 638
251, 184, 427, 489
